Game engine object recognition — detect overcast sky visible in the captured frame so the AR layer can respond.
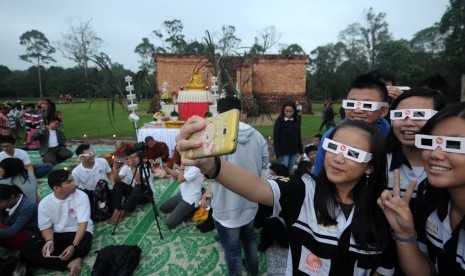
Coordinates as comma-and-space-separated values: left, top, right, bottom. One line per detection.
0, 0, 449, 72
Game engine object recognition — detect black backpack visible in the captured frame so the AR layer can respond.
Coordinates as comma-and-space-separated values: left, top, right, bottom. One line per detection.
0, 257, 34, 276
91, 179, 112, 222
91, 245, 142, 276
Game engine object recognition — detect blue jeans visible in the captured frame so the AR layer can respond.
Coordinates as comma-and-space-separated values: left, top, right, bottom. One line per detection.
279, 154, 298, 173
214, 219, 258, 276
33, 163, 53, 178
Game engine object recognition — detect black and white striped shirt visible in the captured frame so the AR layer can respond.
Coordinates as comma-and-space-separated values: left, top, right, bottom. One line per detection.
268, 174, 395, 275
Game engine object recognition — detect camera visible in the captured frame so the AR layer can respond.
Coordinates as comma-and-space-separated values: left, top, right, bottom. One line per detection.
134, 142, 146, 157
116, 157, 126, 164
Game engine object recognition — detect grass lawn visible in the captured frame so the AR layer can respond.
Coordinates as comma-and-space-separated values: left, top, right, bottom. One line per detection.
38, 100, 340, 140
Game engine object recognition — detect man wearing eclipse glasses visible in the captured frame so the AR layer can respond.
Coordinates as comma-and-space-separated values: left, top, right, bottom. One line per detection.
313, 74, 390, 176
72, 144, 112, 192
32, 117, 72, 165
72, 144, 113, 222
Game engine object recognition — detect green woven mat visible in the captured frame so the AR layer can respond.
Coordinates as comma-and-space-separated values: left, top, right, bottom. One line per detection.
1, 145, 271, 275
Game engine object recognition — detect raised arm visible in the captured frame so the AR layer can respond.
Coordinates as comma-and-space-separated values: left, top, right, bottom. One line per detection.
176, 116, 273, 206
377, 169, 436, 276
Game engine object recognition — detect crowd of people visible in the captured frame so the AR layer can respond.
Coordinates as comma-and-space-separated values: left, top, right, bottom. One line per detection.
1, 70, 464, 275
175, 72, 464, 275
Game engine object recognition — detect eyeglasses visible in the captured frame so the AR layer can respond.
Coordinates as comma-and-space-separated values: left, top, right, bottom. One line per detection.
342, 100, 388, 111
78, 151, 95, 158
415, 134, 465, 154
390, 109, 437, 121
323, 138, 372, 163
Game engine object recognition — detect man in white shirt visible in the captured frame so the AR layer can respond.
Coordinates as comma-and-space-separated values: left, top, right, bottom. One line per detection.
72, 144, 112, 191
32, 117, 72, 165
108, 148, 154, 225
0, 135, 53, 178
20, 169, 93, 276
160, 165, 204, 229
72, 144, 113, 222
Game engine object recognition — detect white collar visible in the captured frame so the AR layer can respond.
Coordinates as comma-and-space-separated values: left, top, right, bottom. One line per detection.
7, 194, 23, 216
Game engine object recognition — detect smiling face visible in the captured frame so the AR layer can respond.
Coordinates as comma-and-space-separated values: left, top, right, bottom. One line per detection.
392, 96, 435, 147
324, 126, 373, 189
422, 116, 465, 190
345, 88, 389, 124
80, 149, 96, 166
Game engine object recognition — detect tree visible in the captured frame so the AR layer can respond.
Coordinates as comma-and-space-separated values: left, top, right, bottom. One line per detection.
217, 25, 241, 56
309, 42, 345, 100
19, 29, 56, 98
439, 0, 465, 91
249, 41, 265, 54
184, 40, 208, 54
134, 38, 155, 72
338, 23, 367, 65
375, 40, 419, 84
253, 26, 281, 54
58, 19, 103, 81
359, 7, 392, 70
153, 19, 187, 54
410, 23, 444, 55
279, 44, 306, 55
410, 24, 446, 78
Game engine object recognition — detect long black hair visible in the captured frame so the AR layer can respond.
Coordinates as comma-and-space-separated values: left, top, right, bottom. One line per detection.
386, 87, 446, 153
0, 158, 28, 183
278, 100, 298, 121
314, 120, 389, 250
415, 102, 465, 225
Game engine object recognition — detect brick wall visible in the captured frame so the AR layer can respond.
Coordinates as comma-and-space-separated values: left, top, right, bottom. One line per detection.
154, 54, 309, 113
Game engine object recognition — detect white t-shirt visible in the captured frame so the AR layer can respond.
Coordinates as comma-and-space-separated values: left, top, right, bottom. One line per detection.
118, 165, 137, 186
118, 164, 155, 193
0, 149, 32, 165
179, 166, 203, 206
72, 158, 112, 190
38, 189, 93, 234
48, 130, 59, 148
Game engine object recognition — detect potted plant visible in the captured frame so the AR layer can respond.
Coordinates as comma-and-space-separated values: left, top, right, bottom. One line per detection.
160, 91, 172, 104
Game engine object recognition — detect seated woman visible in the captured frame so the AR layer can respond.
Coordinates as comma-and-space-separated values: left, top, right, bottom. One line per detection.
20, 169, 93, 276
0, 158, 38, 203
160, 165, 203, 229
0, 184, 39, 250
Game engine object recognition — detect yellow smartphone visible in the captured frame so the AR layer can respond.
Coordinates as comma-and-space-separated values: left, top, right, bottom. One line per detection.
186, 109, 239, 159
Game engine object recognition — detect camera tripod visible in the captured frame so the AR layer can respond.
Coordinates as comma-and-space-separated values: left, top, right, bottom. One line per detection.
111, 155, 164, 240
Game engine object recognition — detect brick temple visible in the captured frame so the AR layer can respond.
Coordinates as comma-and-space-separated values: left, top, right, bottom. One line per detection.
152, 54, 309, 114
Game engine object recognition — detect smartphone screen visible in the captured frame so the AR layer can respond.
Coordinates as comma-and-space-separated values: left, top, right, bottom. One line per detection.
186, 109, 239, 159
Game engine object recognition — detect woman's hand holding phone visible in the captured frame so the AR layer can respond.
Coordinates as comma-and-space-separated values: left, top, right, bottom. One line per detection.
175, 115, 214, 173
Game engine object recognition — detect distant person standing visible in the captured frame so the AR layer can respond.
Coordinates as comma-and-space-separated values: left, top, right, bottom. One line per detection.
273, 101, 303, 173
295, 101, 303, 124
323, 101, 336, 131
0, 105, 12, 140
318, 100, 329, 132
45, 99, 56, 125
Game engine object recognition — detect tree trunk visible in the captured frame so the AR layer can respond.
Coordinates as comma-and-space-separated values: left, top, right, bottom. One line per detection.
460, 74, 465, 102
37, 59, 43, 98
